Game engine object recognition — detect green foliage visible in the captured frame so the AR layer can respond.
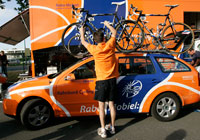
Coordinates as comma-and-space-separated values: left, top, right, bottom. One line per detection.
0, 0, 28, 12
0, 0, 10, 9
14, 0, 29, 12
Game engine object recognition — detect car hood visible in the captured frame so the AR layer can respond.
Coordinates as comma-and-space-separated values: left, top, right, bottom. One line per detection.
8, 75, 51, 92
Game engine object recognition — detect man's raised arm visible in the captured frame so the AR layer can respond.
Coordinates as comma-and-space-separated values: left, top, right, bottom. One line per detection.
80, 26, 90, 48
104, 21, 116, 37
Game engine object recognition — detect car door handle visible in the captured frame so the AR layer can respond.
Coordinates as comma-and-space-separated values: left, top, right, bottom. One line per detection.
152, 79, 161, 83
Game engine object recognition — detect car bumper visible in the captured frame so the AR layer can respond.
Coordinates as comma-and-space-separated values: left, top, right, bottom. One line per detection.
183, 93, 200, 106
3, 99, 18, 116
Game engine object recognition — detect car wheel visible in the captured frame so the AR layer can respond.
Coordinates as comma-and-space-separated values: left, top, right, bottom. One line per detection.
151, 93, 181, 121
20, 99, 53, 130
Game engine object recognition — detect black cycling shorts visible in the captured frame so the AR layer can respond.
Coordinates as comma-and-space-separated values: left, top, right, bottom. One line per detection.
94, 78, 117, 102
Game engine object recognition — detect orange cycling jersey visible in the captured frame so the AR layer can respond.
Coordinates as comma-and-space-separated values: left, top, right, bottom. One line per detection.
87, 37, 119, 81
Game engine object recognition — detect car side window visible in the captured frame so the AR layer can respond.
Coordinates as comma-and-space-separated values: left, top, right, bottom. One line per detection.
156, 57, 190, 72
119, 57, 155, 76
118, 57, 131, 75
72, 60, 96, 79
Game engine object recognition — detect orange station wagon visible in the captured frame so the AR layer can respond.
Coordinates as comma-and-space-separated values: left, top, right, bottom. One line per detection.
2, 52, 200, 129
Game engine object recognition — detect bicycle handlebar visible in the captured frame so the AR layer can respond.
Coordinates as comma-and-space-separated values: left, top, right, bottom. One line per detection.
165, 4, 179, 8
129, 4, 142, 17
72, 4, 89, 19
72, 4, 84, 12
130, 4, 136, 9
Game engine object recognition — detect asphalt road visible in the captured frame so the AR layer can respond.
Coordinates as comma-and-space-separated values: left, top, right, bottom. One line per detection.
0, 102, 200, 140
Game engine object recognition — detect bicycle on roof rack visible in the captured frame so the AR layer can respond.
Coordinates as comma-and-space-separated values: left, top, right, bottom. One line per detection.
61, 1, 144, 58
128, 4, 195, 54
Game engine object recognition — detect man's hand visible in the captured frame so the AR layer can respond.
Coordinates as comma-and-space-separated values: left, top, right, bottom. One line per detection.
103, 20, 116, 37
104, 21, 111, 27
194, 59, 200, 67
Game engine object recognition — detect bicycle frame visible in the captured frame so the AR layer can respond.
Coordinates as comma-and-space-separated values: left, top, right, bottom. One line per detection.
81, 4, 125, 35
143, 9, 175, 36
129, 5, 179, 48
71, 1, 131, 42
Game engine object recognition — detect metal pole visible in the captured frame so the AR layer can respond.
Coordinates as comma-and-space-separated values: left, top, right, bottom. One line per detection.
22, 40, 26, 73
20, 11, 29, 73
20, 14, 30, 35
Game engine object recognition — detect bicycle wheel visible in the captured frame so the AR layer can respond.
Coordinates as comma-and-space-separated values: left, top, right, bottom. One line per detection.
67, 35, 89, 58
115, 20, 144, 53
161, 22, 194, 54
62, 22, 93, 58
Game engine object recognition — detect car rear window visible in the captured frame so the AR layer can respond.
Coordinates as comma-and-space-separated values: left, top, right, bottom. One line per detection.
156, 57, 190, 72
119, 57, 155, 75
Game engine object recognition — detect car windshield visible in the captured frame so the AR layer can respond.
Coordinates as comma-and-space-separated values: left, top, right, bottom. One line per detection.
47, 57, 91, 79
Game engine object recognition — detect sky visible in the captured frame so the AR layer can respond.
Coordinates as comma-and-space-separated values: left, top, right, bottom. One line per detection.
0, 0, 30, 51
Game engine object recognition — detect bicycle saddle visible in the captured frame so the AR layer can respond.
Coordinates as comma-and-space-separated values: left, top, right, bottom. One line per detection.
165, 4, 179, 8
112, 1, 126, 6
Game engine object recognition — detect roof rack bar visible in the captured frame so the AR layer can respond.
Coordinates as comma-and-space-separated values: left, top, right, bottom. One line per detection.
115, 50, 171, 55
136, 50, 170, 54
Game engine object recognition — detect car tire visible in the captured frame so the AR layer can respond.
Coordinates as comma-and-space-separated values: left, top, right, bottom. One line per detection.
151, 93, 181, 121
20, 98, 53, 130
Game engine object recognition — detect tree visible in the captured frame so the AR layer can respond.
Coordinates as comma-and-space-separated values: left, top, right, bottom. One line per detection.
0, 0, 29, 12
0, 0, 10, 9
14, 0, 29, 12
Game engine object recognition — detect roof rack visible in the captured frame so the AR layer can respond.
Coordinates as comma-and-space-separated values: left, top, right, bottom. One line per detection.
82, 50, 175, 59
115, 49, 172, 55
134, 50, 170, 54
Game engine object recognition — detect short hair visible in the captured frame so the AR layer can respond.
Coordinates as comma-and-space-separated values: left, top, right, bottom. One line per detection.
93, 29, 104, 43
188, 48, 194, 52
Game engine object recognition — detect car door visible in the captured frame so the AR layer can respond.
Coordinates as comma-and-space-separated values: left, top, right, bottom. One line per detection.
116, 56, 161, 114
55, 60, 98, 117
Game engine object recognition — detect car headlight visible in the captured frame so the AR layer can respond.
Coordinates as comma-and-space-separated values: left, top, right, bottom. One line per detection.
3, 90, 11, 99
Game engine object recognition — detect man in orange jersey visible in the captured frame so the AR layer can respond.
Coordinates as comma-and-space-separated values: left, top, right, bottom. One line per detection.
80, 21, 119, 138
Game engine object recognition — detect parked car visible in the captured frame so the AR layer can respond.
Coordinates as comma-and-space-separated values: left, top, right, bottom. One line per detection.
8, 59, 20, 65
0, 73, 7, 84
0, 73, 7, 99
2, 52, 200, 129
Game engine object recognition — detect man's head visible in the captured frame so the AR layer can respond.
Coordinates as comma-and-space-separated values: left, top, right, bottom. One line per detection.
93, 29, 104, 43
188, 48, 195, 56
190, 23, 196, 29
0, 51, 4, 55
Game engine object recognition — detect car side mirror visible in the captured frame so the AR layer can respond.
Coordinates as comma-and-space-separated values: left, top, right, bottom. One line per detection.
65, 73, 75, 81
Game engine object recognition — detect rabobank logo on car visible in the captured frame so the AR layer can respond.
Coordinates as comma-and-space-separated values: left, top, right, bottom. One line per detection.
110, 69, 170, 114
114, 77, 144, 114
107, 79, 143, 114
122, 80, 142, 98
